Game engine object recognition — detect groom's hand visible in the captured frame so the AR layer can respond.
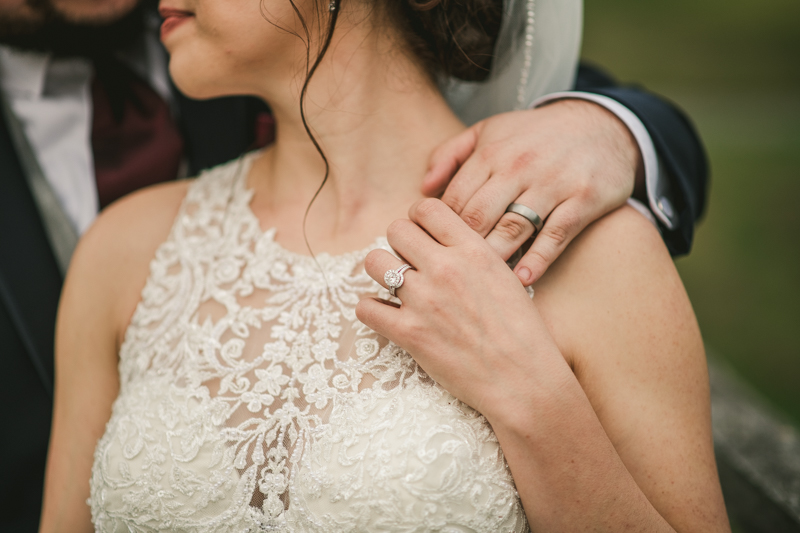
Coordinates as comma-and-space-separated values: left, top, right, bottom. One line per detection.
422, 99, 644, 286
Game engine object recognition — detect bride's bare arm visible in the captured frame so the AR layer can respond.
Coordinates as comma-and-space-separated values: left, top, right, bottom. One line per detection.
357, 199, 729, 532
523, 207, 727, 532
39, 182, 188, 533
38, 226, 120, 533
492, 206, 729, 532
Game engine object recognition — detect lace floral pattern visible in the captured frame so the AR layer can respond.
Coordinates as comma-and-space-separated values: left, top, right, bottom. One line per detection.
89, 155, 529, 532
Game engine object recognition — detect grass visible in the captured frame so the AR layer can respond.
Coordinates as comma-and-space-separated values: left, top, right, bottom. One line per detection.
582, 0, 800, 424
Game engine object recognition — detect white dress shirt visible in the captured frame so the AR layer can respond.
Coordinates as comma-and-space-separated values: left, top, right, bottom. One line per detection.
533, 91, 677, 230
0, 46, 97, 235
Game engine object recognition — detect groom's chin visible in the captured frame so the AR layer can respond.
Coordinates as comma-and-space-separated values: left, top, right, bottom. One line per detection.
45, 0, 143, 25
0, 3, 48, 46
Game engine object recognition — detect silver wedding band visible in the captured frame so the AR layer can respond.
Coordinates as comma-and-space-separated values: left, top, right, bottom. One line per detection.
384, 264, 414, 297
505, 203, 544, 234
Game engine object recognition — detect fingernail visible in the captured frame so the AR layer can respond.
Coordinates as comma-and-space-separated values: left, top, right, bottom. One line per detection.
515, 266, 532, 285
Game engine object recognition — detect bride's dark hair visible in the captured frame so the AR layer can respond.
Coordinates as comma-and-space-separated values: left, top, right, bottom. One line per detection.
290, 0, 504, 90
278, 0, 504, 257
388, 0, 504, 82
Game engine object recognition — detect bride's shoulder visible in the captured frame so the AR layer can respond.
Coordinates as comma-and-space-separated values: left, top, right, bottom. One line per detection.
534, 204, 707, 459
537, 204, 675, 297
78, 154, 251, 261
80, 179, 191, 263
534, 204, 699, 364
66, 179, 192, 341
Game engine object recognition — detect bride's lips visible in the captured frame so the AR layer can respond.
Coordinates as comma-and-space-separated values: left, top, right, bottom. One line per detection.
159, 7, 194, 41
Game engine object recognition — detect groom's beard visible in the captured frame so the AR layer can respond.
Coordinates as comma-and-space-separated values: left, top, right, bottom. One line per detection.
0, 0, 146, 58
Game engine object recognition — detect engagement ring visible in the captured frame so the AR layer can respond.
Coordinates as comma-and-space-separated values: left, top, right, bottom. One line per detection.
384, 264, 414, 297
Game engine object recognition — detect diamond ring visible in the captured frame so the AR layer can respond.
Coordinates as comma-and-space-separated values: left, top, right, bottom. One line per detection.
384, 264, 414, 297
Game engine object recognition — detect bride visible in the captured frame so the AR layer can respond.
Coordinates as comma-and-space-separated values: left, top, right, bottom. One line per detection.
40, 0, 729, 531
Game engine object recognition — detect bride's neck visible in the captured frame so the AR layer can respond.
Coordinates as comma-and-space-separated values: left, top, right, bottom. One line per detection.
247, 19, 464, 249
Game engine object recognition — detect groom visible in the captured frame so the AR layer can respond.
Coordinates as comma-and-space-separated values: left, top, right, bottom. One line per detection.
0, 0, 706, 530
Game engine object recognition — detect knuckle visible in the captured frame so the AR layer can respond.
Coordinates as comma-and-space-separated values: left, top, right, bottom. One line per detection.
493, 214, 531, 242
414, 197, 443, 220
541, 214, 580, 249
460, 192, 499, 231
477, 143, 499, 164
560, 210, 582, 232
461, 207, 488, 232
576, 181, 599, 203
543, 224, 570, 248
508, 151, 535, 175
441, 192, 467, 214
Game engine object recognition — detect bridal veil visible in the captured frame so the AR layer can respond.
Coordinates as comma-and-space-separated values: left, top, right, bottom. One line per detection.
444, 0, 583, 125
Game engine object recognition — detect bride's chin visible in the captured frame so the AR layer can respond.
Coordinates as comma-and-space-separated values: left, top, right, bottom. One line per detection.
168, 59, 228, 101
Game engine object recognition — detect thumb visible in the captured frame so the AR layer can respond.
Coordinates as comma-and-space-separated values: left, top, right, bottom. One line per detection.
421, 122, 483, 197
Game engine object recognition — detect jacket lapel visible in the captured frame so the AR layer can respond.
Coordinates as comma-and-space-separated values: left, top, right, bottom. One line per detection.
0, 103, 62, 397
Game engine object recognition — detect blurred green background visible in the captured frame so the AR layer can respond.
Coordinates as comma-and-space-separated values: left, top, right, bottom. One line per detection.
582, 0, 800, 424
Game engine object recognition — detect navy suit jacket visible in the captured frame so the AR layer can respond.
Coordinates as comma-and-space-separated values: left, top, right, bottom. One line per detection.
574, 64, 708, 256
0, 65, 707, 532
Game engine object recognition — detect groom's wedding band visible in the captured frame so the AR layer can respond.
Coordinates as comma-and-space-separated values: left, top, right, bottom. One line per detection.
384, 264, 414, 297
505, 203, 544, 234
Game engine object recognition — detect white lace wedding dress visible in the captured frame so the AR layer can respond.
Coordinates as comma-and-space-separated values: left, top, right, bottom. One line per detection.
89, 154, 530, 532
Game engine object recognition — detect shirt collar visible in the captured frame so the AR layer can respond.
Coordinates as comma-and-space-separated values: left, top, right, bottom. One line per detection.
0, 46, 50, 99
0, 45, 93, 101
